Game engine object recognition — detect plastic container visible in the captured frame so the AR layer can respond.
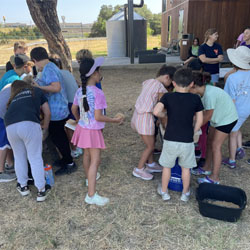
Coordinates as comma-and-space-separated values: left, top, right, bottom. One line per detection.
196, 183, 247, 222
44, 164, 55, 187
168, 159, 183, 192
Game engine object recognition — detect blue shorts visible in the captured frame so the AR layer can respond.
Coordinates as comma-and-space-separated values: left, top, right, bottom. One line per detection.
0, 118, 11, 150
211, 74, 219, 84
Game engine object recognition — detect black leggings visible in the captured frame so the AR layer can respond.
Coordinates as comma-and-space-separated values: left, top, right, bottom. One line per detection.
48, 119, 73, 165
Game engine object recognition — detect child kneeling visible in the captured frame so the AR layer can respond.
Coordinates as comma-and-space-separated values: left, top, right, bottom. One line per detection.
153, 68, 203, 201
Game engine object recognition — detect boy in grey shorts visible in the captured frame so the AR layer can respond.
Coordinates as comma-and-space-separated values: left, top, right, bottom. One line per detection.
153, 68, 203, 202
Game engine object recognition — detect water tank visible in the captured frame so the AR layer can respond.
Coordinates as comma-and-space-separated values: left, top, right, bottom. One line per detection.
106, 10, 147, 57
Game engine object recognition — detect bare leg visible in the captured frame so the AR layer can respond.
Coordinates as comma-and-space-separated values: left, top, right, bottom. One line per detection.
161, 167, 171, 193
202, 127, 215, 171
181, 168, 190, 194
137, 135, 155, 169
210, 128, 228, 181
65, 128, 76, 151
229, 131, 238, 160
236, 130, 242, 148
83, 148, 90, 179
6, 149, 14, 166
88, 148, 101, 197
0, 149, 8, 172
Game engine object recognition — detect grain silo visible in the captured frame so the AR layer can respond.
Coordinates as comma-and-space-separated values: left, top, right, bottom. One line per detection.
106, 10, 147, 57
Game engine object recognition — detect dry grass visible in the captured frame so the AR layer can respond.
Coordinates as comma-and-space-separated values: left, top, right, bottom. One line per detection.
0, 36, 161, 66
1, 67, 250, 250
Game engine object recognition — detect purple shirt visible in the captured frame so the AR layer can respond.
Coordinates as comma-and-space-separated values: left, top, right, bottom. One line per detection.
73, 85, 107, 130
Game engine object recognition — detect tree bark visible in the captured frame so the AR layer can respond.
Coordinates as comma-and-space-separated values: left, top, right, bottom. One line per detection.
26, 0, 72, 71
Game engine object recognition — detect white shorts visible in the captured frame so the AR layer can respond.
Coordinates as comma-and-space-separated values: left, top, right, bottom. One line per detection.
159, 140, 196, 169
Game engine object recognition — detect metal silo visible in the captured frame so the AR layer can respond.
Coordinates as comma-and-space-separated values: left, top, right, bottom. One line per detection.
106, 10, 147, 57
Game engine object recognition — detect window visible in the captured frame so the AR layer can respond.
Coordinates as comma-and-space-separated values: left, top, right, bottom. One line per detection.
162, 0, 166, 12
167, 15, 172, 42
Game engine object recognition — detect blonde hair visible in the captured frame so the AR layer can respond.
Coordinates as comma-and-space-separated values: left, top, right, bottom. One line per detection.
13, 41, 28, 52
76, 49, 93, 62
204, 28, 217, 43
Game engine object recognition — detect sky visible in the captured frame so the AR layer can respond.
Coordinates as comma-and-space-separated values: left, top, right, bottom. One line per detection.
0, 0, 162, 25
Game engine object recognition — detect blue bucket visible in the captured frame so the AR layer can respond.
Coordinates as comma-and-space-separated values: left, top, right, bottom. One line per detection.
168, 159, 183, 192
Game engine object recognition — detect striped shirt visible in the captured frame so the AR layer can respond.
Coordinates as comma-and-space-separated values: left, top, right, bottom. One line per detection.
135, 79, 167, 113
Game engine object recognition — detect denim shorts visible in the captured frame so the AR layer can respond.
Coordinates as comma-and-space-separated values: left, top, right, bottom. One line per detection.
159, 140, 196, 169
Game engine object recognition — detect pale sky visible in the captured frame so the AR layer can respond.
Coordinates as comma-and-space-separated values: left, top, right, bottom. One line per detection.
0, 0, 162, 25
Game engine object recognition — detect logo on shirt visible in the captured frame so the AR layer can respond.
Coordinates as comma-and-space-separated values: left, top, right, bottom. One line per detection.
214, 49, 218, 55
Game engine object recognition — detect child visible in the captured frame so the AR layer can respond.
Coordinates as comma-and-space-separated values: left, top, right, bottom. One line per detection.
222, 46, 250, 168
131, 65, 176, 180
189, 71, 238, 184
71, 57, 123, 206
4, 80, 51, 201
153, 68, 203, 202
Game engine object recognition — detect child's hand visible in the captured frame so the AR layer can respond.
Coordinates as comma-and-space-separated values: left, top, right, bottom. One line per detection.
114, 113, 125, 125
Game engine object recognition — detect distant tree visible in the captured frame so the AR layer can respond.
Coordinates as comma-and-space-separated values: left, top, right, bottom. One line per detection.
90, 5, 122, 37
26, 0, 72, 71
150, 14, 161, 35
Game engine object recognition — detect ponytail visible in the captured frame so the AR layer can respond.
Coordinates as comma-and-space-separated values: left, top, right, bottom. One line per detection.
80, 74, 90, 112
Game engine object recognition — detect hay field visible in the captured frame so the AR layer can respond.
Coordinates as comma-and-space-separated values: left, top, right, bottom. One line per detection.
0, 35, 161, 66
1, 67, 250, 250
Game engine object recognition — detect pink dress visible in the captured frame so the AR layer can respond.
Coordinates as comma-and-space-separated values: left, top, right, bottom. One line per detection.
131, 79, 167, 135
71, 86, 107, 149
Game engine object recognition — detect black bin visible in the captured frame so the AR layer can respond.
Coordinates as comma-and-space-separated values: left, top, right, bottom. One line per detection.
196, 183, 247, 222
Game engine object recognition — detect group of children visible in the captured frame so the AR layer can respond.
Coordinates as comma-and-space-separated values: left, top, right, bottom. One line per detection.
1, 38, 250, 206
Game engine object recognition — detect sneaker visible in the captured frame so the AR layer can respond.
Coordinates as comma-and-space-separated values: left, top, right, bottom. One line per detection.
242, 141, 250, 149
37, 184, 51, 202
236, 148, 245, 160
197, 176, 220, 185
222, 158, 236, 169
195, 150, 201, 159
85, 192, 109, 206
157, 185, 171, 201
16, 183, 30, 196
132, 167, 153, 180
27, 177, 34, 185
71, 150, 80, 158
4, 163, 15, 174
55, 162, 77, 176
191, 167, 211, 176
76, 147, 83, 155
86, 172, 101, 186
180, 191, 190, 202
145, 163, 163, 173
153, 149, 162, 155
53, 159, 64, 168
0, 172, 16, 182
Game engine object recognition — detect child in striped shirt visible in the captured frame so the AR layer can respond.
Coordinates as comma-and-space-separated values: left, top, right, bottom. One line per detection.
131, 65, 176, 180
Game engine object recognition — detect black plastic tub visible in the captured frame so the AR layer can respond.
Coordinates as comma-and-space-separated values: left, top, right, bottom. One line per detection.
196, 183, 247, 222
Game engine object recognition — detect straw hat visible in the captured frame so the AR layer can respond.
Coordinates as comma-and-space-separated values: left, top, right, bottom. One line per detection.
227, 46, 250, 70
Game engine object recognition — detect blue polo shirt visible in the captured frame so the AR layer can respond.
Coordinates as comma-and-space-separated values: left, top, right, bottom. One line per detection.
0, 70, 20, 91
198, 43, 223, 74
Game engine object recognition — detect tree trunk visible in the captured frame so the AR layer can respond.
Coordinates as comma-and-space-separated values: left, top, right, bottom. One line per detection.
26, 0, 72, 71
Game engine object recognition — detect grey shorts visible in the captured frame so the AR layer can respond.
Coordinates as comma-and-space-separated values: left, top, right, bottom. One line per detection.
159, 140, 196, 169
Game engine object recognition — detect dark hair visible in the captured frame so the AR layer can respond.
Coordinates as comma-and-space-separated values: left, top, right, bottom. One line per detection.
156, 65, 176, 79
30, 47, 49, 62
49, 57, 62, 69
187, 58, 203, 71
192, 71, 211, 86
79, 58, 96, 112
173, 68, 193, 87
193, 37, 200, 45
245, 27, 250, 31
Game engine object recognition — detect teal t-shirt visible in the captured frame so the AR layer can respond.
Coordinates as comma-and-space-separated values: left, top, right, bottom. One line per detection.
0, 70, 20, 91
202, 85, 238, 127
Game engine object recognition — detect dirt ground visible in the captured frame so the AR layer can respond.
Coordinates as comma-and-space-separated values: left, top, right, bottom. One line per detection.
1, 67, 250, 250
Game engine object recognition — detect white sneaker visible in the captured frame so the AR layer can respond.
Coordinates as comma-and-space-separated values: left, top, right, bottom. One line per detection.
132, 167, 153, 180
71, 150, 80, 158
86, 172, 101, 186
85, 192, 109, 206
180, 191, 190, 202
145, 162, 163, 173
157, 185, 170, 201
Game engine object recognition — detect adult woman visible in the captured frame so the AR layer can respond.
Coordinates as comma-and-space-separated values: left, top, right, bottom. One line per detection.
198, 28, 223, 85
183, 37, 200, 66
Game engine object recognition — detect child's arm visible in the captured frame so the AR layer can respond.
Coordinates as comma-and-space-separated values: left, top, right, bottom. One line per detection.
153, 103, 166, 118
95, 109, 123, 124
33, 81, 61, 93
71, 104, 80, 122
40, 102, 51, 129
194, 111, 203, 133
202, 109, 214, 125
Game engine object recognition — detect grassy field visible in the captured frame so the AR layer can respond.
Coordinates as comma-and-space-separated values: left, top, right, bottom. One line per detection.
0, 35, 161, 66
1, 67, 250, 249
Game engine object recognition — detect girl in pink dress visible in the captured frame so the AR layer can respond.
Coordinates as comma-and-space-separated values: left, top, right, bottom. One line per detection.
71, 57, 123, 206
